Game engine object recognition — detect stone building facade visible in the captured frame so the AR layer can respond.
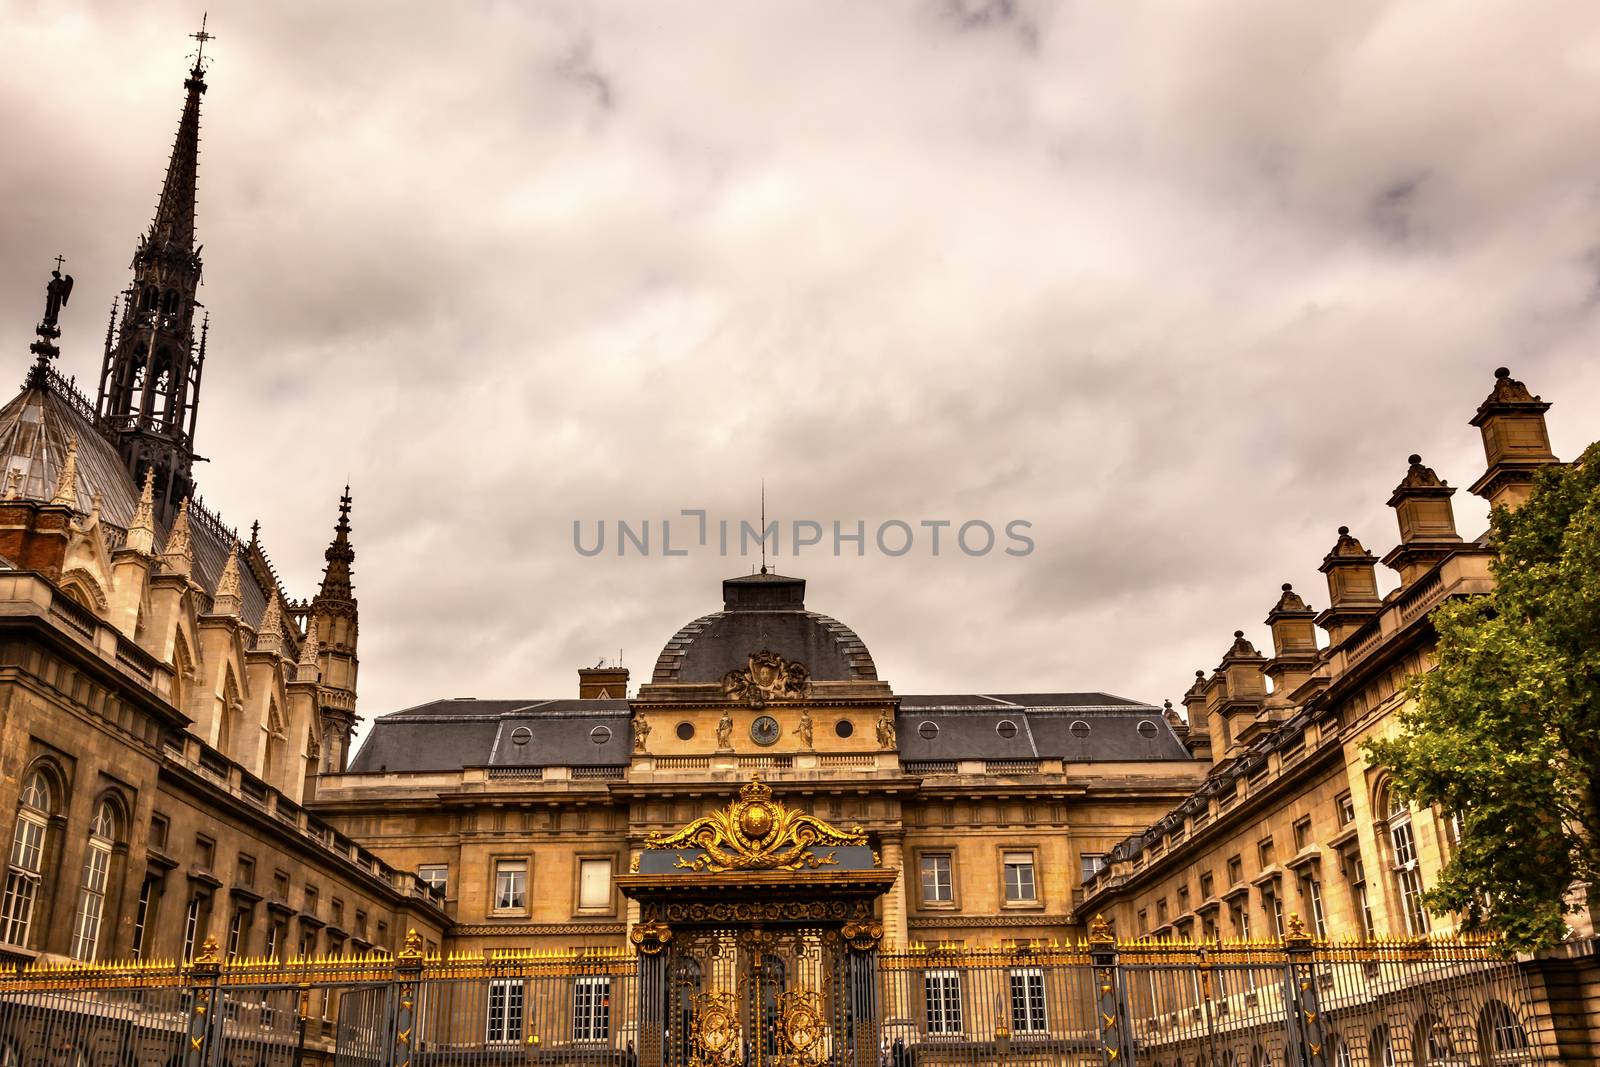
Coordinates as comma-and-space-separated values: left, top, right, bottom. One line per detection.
0, 51, 448, 971
3, 29, 1598, 1064
1076, 370, 1600, 1060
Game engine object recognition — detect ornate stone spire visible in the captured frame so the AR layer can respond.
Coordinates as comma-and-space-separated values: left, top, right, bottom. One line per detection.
163, 497, 194, 575
296, 617, 321, 682
122, 468, 156, 554
314, 486, 356, 604
255, 592, 284, 654
213, 539, 242, 616
50, 435, 79, 508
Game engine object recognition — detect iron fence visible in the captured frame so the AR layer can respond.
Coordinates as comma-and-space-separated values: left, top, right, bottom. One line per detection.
0, 930, 1556, 1067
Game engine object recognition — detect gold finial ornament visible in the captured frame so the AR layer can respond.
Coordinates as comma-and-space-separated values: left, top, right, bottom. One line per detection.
398, 928, 425, 962
1088, 914, 1114, 948
1284, 912, 1313, 946
193, 936, 221, 966
644, 774, 867, 873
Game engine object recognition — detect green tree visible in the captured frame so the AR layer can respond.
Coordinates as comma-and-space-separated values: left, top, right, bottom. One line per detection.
1366, 442, 1600, 950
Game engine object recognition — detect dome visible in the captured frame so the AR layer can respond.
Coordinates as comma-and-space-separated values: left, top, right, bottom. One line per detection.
651, 573, 877, 684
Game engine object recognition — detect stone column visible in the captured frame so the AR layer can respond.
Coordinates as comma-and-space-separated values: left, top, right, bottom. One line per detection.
879, 836, 908, 950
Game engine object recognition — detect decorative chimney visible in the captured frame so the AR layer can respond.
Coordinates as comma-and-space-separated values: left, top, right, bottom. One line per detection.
1468, 367, 1558, 512
1182, 670, 1212, 761
1316, 527, 1382, 646
1263, 583, 1318, 703
1206, 631, 1268, 757
580, 666, 629, 700
1382, 455, 1462, 587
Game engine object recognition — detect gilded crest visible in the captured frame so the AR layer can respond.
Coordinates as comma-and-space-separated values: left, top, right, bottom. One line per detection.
722, 649, 811, 706
689, 990, 743, 1067
644, 775, 867, 873
775, 989, 829, 1065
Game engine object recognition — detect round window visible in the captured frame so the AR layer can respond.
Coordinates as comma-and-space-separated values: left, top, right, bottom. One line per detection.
917, 721, 939, 741
510, 726, 533, 746
1137, 719, 1159, 739
676, 721, 695, 741
590, 725, 612, 745
1069, 720, 1091, 740
996, 719, 1018, 739
835, 719, 854, 739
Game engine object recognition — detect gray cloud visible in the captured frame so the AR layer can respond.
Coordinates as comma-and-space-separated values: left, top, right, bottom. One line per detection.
2, 1, 1598, 737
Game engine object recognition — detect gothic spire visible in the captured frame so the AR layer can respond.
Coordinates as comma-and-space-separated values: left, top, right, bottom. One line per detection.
315, 486, 356, 604
96, 23, 215, 524
147, 38, 208, 255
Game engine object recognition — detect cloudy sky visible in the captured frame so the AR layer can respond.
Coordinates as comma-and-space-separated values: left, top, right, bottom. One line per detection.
3, 2, 1599, 739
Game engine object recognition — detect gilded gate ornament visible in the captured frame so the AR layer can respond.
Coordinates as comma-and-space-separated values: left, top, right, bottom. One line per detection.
721, 650, 811, 706
645, 775, 867, 873
689, 990, 743, 1067
775, 989, 829, 1066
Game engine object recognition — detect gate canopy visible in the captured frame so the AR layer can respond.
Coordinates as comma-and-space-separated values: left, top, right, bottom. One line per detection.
617, 775, 897, 921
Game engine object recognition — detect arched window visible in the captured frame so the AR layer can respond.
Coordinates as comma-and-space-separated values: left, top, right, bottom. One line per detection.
1413, 1013, 1454, 1065
1328, 1034, 1352, 1067
1383, 788, 1430, 935
1, 769, 55, 947
1478, 1001, 1530, 1063
70, 798, 121, 960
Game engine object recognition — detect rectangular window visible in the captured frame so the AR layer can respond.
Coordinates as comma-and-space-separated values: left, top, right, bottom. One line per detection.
273, 870, 291, 899
237, 855, 256, 888
1258, 837, 1276, 869
1389, 817, 1430, 935
1199, 872, 1214, 899
70, 839, 113, 960
1336, 792, 1356, 827
132, 878, 156, 958
183, 896, 203, 961
226, 907, 249, 961
1293, 817, 1313, 852
494, 860, 528, 911
195, 836, 215, 869
1303, 875, 1328, 938
1137, 909, 1149, 935
486, 979, 524, 1044
417, 864, 448, 895
1008, 969, 1047, 1034
1002, 853, 1036, 903
304, 886, 319, 917
1155, 897, 1169, 924
1177, 885, 1191, 913
1226, 856, 1243, 885
1079, 853, 1105, 884
573, 976, 611, 1041
265, 920, 282, 961
924, 971, 962, 1035
920, 854, 953, 904
2, 808, 47, 947
150, 814, 170, 850
578, 858, 612, 910
1264, 888, 1286, 938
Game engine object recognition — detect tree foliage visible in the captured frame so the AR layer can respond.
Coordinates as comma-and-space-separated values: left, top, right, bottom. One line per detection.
1366, 442, 1600, 950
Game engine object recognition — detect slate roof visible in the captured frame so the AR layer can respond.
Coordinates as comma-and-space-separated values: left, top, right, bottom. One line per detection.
652, 573, 876, 683
0, 371, 280, 627
895, 694, 1189, 762
346, 692, 1190, 773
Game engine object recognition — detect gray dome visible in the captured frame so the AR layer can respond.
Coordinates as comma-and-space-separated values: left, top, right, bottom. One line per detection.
651, 573, 877, 684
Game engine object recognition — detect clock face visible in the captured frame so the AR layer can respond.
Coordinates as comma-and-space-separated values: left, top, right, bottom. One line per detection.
750, 715, 780, 746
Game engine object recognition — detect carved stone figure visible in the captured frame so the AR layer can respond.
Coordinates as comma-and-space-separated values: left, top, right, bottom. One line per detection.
634, 716, 651, 753
875, 711, 896, 749
794, 708, 814, 750
716, 710, 734, 750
